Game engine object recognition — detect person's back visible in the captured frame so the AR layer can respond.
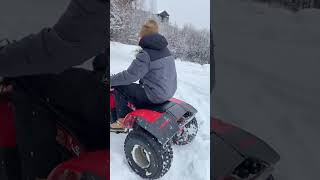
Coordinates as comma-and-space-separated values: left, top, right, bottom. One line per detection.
139, 33, 177, 104
110, 19, 177, 130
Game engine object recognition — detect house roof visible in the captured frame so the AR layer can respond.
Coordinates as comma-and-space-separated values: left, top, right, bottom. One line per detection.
157, 10, 169, 17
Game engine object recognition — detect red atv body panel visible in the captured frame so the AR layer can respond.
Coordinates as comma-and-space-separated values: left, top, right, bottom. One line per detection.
48, 150, 109, 180
126, 109, 164, 124
110, 91, 116, 109
0, 94, 109, 180
0, 97, 16, 148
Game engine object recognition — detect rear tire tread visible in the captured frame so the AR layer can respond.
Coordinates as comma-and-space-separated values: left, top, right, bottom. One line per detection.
124, 129, 173, 179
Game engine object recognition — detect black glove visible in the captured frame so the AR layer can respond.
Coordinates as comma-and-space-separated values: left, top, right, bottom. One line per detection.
93, 51, 109, 72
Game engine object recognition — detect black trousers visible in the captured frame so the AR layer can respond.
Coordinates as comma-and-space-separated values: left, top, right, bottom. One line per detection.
113, 84, 154, 121
10, 68, 108, 179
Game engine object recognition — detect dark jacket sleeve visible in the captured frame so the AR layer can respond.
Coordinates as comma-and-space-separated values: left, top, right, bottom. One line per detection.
0, 0, 108, 77
111, 51, 150, 87
93, 51, 109, 72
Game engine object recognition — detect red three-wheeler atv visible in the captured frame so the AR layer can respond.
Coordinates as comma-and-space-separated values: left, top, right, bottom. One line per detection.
110, 89, 199, 179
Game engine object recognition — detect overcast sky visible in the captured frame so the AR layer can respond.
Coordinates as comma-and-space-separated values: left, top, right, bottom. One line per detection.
156, 0, 210, 30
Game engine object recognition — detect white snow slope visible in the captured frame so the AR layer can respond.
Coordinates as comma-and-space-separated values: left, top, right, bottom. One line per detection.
213, 0, 320, 179
110, 42, 210, 180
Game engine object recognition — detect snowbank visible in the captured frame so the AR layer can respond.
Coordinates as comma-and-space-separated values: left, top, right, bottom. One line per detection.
110, 42, 210, 180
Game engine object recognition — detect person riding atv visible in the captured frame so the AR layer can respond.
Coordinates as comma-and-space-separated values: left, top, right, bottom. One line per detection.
110, 19, 177, 132
0, 0, 108, 179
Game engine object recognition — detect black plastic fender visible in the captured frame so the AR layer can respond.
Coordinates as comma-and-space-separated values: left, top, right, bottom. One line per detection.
212, 132, 245, 179
133, 111, 179, 145
213, 118, 280, 165
133, 102, 197, 145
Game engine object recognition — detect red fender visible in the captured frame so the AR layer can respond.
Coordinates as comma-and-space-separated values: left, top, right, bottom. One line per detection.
48, 150, 109, 180
127, 109, 163, 124
0, 96, 16, 148
110, 91, 116, 109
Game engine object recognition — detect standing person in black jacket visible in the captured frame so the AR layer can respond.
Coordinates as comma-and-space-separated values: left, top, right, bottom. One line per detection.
0, 0, 108, 179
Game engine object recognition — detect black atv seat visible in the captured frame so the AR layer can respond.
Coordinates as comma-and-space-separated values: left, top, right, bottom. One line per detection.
148, 101, 177, 113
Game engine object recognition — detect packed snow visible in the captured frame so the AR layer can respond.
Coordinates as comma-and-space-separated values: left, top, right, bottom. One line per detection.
110, 42, 210, 180
213, 0, 320, 179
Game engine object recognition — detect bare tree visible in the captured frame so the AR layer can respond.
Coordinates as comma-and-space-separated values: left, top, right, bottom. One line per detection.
111, 0, 210, 64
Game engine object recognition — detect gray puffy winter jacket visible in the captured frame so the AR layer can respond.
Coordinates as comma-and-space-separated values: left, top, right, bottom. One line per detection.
111, 33, 177, 104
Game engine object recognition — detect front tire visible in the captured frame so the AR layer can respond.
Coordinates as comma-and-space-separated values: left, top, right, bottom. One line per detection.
124, 129, 173, 179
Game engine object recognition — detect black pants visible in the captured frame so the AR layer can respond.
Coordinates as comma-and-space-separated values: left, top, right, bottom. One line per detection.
10, 68, 108, 179
113, 84, 154, 121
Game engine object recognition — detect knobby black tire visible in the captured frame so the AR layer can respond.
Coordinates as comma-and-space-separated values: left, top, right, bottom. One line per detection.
124, 129, 173, 179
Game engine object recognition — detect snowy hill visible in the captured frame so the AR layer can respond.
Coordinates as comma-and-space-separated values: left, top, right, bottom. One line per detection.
110, 42, 210, 180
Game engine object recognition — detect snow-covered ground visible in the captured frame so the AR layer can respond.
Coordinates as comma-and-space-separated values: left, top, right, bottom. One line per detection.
110, 42, 210, 180
213, 0, 320, 179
